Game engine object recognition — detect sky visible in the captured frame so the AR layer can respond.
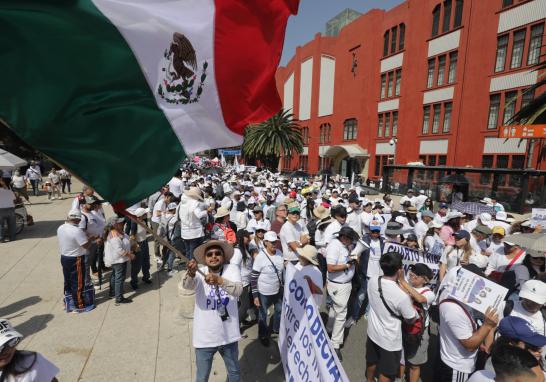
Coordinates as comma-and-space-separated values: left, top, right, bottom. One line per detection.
281, 0, 405, 66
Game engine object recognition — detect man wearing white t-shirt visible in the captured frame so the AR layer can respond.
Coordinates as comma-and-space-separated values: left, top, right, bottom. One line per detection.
183, 240, 243, 382
366, 251, 417, 382
279, 205, 309, 263
167, 169, 184, 199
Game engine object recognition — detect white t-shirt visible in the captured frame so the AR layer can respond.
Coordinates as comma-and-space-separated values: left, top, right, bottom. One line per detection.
57, 223, 88, 257
104, 232, 131, 265
79, 210, 105, 238
151, 198, 165, 224
230, 247, 253, 287
367, 277, 416, 351
366, 238, 384, 278
280, 221, 307, 261
252, 250, 284, 295
439, 300, 477, 374
11, 175, 26, 189
414, 220, 429, 242
501, 299, 546, 359
295, 262, 323, 306
414, 286, 435, 327
0, 352, 59, 382
346, 210, 362, 237
326, 239, 354, 284
322, 219, 343, 245
467, 370, 495, 382
191, 264, 241, 348
167, 177, 184, 198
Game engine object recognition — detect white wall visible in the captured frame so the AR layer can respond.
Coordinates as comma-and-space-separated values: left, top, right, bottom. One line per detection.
318, 56, 335, 117
283, 73, 294, 113
299, 58, 313, 121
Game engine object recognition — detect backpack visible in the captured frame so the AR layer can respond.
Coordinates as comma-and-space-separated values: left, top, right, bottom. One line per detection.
402, 290, 431, 346
214, 223, 236, 244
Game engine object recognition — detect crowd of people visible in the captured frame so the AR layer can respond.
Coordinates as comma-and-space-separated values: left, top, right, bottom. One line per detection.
51, 165, 545, 382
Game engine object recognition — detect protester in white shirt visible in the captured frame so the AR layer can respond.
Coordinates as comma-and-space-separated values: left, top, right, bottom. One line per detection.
295, 245, 323, 306
399, 189, 416, 207
279, 205, 309, 263
415, 210, 434, 243
25, 162, 41, 196
414, 190, 428, 211
167, 170, 184, 199
323, 205, 347, 245
0, 181, 16, 242
366, 251, 417, 381
9, 171, 29, 203
246, 206, 270, 234
104, 217, 135, 305
183, 240, 243, 382
179, 187, 211, 260
345, 195, 362, 237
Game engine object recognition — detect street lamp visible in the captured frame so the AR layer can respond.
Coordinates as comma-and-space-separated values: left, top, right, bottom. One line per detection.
389, 137, 398, 165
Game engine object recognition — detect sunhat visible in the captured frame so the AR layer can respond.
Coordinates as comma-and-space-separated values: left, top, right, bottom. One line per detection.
313, 205, 330, 220
193, 240, 234, 265
133, 207, 149, 217
214, 207, 231, 219
296, 245, 319, 266
184, 187, 203, 201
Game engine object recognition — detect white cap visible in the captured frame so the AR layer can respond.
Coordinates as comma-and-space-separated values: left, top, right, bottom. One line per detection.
519, 280, 546, 305
264, 231, 278, 242
133, 207, 149, 217
167, 202, 178, 210
428, 218, 444, 229
479, 213, 492, 223
0, 318, 23, 347
254, 220, 269, 232
67, 209, 82, 219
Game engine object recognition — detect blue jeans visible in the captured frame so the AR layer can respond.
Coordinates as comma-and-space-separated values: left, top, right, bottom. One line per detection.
195, 341, 240, 382
30, 179, 39, 196
0, 208, 16, 241
183, 236, 204, 261
258, 292, 282, 339
351, 273, 368, 321
110, 262, 127, 301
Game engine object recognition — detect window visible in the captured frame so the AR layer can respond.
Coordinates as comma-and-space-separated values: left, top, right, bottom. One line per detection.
302, 127, 309, 145
438, 155, 447, 166
399, 24, 406, 50
395, 70, 402, 96
422, 106, 431, 134
521, 89, 534, 110
502, 0, 513, 7
391, 26, 398, 54
527, 24, 544, 65
384, 113, 391, 137
495, 35, 509, 72
503, 91, 517, 124
487, 94, 501, 129
343, 119, 357, 140
320, 123, 331, 144
374, 156, 382, 176
443, 102, 452, 133
432, 5, 441, 37
497, 155, 509, 185
427, 59, 435, 88
443, 0, 452, 33
481, 155, 494, 184
510, 29, 526, 69
383, 31, 389, 57
437, 55, 446, 86
283, 155, 293, 171
380, 74, 387, 99
448, 52, 457, 83
377, 114, 384, 137
454, 0, 463, 27
299, 155, 308, 171
392, 111, 398, 136
432, 104, 441, 133
387, 74, 394, 98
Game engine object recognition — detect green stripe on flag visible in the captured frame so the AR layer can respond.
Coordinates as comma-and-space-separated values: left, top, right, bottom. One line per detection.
0, 1, 185, 205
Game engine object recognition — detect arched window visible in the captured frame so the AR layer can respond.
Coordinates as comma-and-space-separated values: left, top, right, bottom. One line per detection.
390, 26, 398, 54
343, 119, 358, 140
383, 31, 390, 57
454, 0, 463, 28
399, 23, 406, 50
432, 5, 441, 37
442, 0, 452, 33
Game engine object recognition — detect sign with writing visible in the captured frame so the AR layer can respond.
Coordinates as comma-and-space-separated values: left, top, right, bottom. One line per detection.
498, 125, 546, 139
531, 208, 546, 228
383, 242, 441, 287
218, 149, 241, 156
447, 268, 508, 316
279, 264, 348, 382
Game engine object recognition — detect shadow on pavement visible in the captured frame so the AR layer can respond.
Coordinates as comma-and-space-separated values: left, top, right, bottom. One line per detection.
16, 220, 65, 240
14, 313, 54, 337
0, 296, 42, 317
240, 336, 283, 382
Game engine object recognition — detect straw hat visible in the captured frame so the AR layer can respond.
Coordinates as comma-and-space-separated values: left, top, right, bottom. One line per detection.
296, 245, 319, 266
193, 240, 234, 265
184, 187, 203, 201
313, 205, 330, 220
214, 207, 230, 219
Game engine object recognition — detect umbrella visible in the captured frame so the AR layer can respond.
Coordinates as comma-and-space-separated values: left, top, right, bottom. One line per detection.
289, 170, 309, 178
503, 233, 546, 253
451, 200, 496, 215
201, 167, 224, 175
0, 149, 27, 170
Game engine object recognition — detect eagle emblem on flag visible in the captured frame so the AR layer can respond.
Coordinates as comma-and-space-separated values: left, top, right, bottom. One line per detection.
157, 32, 208, 105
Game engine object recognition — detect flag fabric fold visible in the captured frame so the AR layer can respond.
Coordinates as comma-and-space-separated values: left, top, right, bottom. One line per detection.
0, 0, 298, 206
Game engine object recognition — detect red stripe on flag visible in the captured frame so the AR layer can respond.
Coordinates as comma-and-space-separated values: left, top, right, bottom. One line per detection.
214, 0, 299, 135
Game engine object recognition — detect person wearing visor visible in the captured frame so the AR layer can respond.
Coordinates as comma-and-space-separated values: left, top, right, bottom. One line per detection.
0, 318, 59, 381
184, 240, 242, 382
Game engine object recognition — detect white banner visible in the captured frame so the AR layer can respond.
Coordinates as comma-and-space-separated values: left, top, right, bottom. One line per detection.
531, 208, 546, 228
383, 242, 441, 287
279, 264, 349, 382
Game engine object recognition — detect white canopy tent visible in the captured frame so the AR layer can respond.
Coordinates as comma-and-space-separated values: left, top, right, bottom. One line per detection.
0, 149, 27, 170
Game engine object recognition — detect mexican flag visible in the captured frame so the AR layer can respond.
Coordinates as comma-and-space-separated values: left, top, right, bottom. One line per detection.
0, 0, 298, 206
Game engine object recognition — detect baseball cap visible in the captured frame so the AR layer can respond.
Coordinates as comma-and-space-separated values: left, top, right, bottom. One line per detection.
133, 207, 149, 217
421, 210, 435, 219
336, 226, 359, 241
439, 202, 449, 209
409, 263, 433, 281
107, 216, 125, 226
0, 318, 23, 348
491, 226, 506, 236
453, 230, 471, 241
519, 280, 546, 305
67, 209, 82, 220
369, 221, 382, 232
264, 231, 279, 242
289, 191, 297, 199
167, 202, 178, 210
498, 316, 546, 348
428, 218, 444, 229
473, 225, 493, 236
254, 221, 269, 232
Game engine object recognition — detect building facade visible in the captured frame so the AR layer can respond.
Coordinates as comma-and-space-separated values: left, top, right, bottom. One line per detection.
276, 0, 546, 180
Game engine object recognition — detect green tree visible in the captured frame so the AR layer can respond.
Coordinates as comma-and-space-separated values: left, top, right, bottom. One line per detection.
243, 109, 303, 170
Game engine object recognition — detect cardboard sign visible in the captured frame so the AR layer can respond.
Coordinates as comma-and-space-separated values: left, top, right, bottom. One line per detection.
531, 208, 546, 228
498, 125, 546, 139
447, 268, 508, 315
384, 242, 441, 287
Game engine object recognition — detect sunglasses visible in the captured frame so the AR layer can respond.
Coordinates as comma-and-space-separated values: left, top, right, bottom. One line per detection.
0, 337, 20, 354
205, 250, 224, 258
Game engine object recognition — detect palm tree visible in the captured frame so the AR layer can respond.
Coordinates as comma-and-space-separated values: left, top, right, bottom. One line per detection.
243, 109, 303, 170
510, 55, 546, 167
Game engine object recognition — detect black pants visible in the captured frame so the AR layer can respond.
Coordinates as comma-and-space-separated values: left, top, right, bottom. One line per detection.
436, 357, 471, 382
88, 243, 105, 273
61, 178, 71, 193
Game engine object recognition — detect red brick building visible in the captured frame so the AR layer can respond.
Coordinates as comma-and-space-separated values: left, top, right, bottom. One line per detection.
276, 0, 546, 181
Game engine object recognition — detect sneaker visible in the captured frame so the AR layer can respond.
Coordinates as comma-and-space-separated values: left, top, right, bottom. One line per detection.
335, 348, 343, 362
168, 269, 177, 276
142, 278, 152, 284
344, 317, 356, 329
115, 297, 133, 306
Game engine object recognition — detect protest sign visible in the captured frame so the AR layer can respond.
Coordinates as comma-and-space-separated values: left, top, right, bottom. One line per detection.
447, 268, 508, 315
279, 264, 349, 382
531, 208, 546, 228
383, 242, 441, 287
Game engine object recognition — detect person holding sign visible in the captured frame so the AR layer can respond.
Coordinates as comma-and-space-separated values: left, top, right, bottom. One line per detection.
183, 240, 243, 382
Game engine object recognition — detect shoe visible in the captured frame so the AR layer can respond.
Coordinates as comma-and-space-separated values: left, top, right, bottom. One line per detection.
142, 278, 152, 284
168, 270, 177, 276
115, 298, 133, 306
335, 348, 343, 362
344, 317, 356, 329
131, 284, 139, 290
260, 337, 270, 347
